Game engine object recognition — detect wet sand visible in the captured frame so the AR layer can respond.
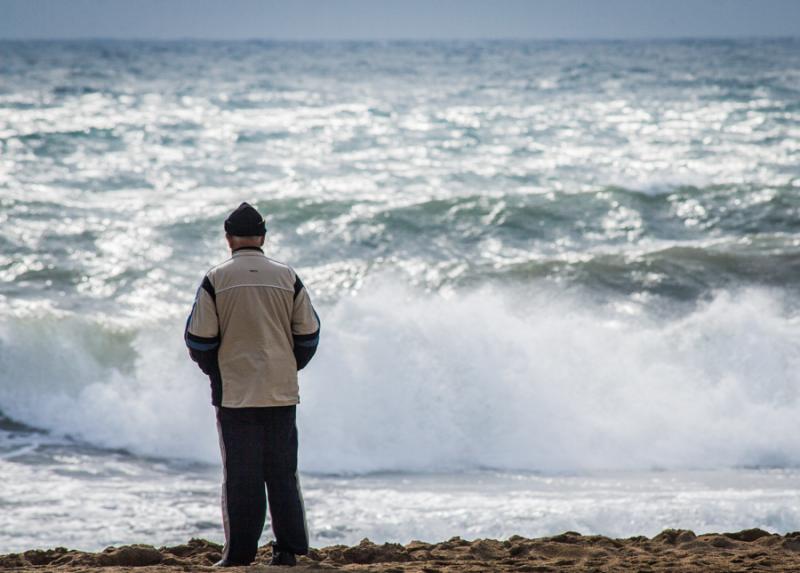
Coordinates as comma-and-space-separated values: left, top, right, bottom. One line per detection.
3, 529, 800, 571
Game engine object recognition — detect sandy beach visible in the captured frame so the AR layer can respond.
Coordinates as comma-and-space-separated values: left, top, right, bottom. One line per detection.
3, 529, 800, 572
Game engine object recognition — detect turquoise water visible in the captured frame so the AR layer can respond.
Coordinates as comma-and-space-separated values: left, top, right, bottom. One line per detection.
0, 39, 799, 551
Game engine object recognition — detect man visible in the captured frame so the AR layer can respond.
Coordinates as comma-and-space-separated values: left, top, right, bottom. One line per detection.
184, 202, 320, 567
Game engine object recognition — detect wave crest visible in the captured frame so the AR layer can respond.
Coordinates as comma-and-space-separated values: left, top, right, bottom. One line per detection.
1, 284, 798, 473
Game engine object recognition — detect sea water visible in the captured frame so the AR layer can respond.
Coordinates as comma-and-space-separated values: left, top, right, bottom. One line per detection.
0, 39, 799, 552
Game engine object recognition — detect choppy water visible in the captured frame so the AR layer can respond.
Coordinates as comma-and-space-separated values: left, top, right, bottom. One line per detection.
1, 39, 799, 552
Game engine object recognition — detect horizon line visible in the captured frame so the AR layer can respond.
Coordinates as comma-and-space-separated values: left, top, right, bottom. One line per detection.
1, 34, 798, 43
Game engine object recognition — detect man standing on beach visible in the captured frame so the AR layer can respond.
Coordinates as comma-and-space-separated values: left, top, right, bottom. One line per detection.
184, 202, 320, 567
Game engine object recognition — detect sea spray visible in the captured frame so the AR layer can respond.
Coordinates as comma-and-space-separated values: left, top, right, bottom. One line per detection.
303, 284, 800, 473
1, 282, 798, 473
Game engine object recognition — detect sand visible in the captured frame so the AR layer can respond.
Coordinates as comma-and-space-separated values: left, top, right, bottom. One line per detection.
3, 529, 800, 572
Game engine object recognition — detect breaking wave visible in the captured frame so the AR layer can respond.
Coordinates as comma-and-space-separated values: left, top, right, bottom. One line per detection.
1, 282, 798, 474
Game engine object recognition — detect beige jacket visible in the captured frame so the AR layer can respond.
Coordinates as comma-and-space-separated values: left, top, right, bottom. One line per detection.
185, 247, 320, 407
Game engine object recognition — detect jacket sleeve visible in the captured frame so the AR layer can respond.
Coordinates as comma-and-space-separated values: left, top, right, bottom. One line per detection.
291, 272, 320, 370
184, 275, 220, 376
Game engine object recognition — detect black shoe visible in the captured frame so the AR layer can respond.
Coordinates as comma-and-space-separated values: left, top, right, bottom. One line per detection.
213, 558, 251, 567
269, 551, 297, 567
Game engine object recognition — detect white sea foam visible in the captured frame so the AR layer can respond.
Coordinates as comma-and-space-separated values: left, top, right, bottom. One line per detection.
3, 460, 799, 552
1, 283, 798, 474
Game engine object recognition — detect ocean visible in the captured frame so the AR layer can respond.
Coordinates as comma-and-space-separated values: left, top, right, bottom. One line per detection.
1, 38, 799, 552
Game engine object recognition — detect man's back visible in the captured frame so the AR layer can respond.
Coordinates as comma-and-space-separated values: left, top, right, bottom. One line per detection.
189, 248, 318, 407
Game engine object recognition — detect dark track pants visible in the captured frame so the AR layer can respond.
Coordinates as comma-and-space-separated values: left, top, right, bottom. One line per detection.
216, 405, 309, 564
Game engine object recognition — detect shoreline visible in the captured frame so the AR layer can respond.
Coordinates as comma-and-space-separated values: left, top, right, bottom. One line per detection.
2, 529, 800, 572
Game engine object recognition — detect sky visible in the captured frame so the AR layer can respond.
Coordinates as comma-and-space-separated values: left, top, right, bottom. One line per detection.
0, 0, 799, 40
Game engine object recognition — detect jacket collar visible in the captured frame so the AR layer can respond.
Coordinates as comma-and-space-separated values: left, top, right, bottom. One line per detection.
232, 246, 264, 257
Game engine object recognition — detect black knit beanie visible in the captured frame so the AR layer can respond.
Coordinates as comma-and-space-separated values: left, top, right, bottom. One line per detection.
224, 202, 266, 236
